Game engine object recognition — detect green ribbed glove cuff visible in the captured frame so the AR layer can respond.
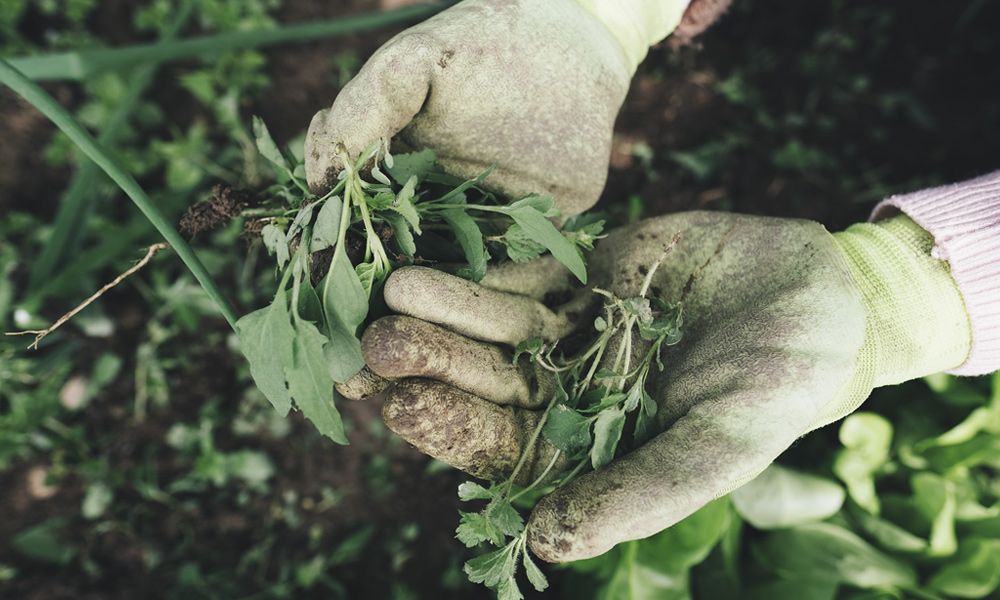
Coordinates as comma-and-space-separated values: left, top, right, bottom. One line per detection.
810, 216, 972, 430
572, 0, 690, 71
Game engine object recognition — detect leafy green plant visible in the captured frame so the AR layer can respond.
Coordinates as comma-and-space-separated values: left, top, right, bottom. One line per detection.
235, 120, 596, 445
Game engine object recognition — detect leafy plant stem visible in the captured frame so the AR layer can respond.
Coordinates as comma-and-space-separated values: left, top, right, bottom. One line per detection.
0, 58, 239, 328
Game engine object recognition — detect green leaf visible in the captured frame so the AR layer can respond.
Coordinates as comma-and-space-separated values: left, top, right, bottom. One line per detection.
286, 315, 347, 445
505, 205, 587, 284
323, 318, 365, 383
388, 175, 422, 234
252, 116, 289, 172
730, 464, 845, 529
386, 148, 437, 185
311, 196, 342, 252
456, 511, 504, 548
261, 223, 290, 268
754, 522, 916, 588
487, 500, 525, 538
368, 191, 395, 211
286, 203, 315, 244
235, 296, 294, 417
442, 207, 487, 282
503, 223, 546, 263
322, 249, 368, 335
833, 412, 893, 514
81, 481, 113, 520
522, 551, 549, 593
383, 211, 417, 257
437, 163, 495, 204
11, 517, 76, 565
355, 261, 377, 298
928, 537, 1000, 597
512, 337, 545, 364
507, 193, 556, 216
543, 405, 592, 453
591, 408, 626, 470
912, 472, 958, 557
458, 481, 496, 502
850, 505, 928, 553
464, 543, 518, 588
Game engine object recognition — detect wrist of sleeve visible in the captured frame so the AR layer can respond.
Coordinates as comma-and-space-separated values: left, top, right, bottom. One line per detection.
871, 171, 1000, 376
831, 216, 972, 390
571, 0, 691, 71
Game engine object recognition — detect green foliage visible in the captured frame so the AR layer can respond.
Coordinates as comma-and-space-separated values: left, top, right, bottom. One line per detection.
236, 124, 603, 445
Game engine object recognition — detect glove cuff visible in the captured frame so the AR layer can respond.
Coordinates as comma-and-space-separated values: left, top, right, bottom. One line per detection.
571, 0, 692, 71
832, 215, 972, 389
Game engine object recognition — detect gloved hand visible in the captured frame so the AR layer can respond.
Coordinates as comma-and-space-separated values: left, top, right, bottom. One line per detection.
305, 0, 693, 219
344, 211, 972, 562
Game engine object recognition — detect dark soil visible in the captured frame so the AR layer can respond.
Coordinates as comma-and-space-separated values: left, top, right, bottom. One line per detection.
2, 0, 998, 598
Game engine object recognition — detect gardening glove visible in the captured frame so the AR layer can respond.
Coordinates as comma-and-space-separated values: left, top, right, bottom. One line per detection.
305, 0, 693, 219
349, 211, 972, 562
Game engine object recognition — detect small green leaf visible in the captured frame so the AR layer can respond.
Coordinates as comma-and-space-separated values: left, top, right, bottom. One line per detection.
594, 316, 607, 332
464, 542, 518, 590
81, 482, 113, 520
504, 205, 586, 284
543, 405, 592, 453
522, 551, 549, 592
458, 481, 496, 502
386, 148, 437, 185
389, 175, 422, 233
730, 464, 845, 529
323, 319, 365, 384
322, 249, 368, 336
833, 412, 893, 514
261, 223, 290, 268
487, 500, 525, 538
928, 537, 1000, 597
456, 511, 504, 548
383, 211, 416, 257
252, 116, 289, 172
437, 163, 495, 204
11, 518, 76, 565
507, 194, 556, 216
512, 337, 545, 364
591, 408, 626, 470
503, 223, 546, 263
368, 191, 395, 211
442, 208, 487, 282
355, 261, 377, 297
287, 315, 348, 445
286, 203, 315, 244
311, 196, 342, 251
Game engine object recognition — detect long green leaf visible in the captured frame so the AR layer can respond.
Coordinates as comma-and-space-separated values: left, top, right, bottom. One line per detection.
0, 57, 239, 328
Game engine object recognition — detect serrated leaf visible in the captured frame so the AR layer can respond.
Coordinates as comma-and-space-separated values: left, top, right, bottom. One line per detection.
487, 500, 525, 538
464, 543, 518, 588
252, 116, 289, 172
261, 223, 290, 268
442, 208, 487, 282
368, 191, 395, 210
286, 315, 347, 444
456, 511, 504, 547
503, 223, 546, 263
543, 405, 592, 453
311, 196, 342, 252
591, 408, 626, 470
386, 148, 437, 185
512, 337, 545, 364
504, 205, 587, 284
235, 296, 294, 417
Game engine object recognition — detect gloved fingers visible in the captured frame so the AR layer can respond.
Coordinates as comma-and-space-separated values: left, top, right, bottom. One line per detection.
383, 266, 583, 346
382, 378, 567, 486
304, 34, 436, 194
335, 366, 392, 401
361, 315, 555, 408
525, 389, 823, 563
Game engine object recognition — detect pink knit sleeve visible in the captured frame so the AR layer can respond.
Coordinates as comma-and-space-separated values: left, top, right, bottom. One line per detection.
871, 170, 1000, 376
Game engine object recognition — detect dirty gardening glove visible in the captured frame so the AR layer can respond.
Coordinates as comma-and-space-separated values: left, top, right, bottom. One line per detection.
305, 0, 692, 219
349, 211, 971, 562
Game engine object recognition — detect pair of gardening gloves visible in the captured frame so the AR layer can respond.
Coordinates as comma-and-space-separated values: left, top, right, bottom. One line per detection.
304, 0, 973, 563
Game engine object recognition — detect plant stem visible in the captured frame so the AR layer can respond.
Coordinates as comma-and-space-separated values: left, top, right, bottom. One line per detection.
8, 3, 451, 81
0, 58, 239, 329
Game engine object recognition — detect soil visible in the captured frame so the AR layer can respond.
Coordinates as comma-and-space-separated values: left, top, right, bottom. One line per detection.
2, 0, 998, 598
